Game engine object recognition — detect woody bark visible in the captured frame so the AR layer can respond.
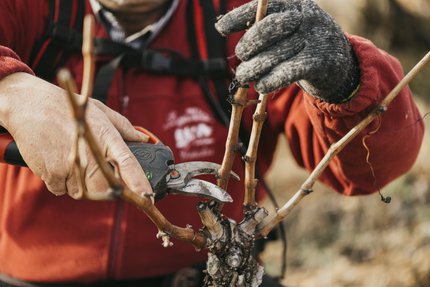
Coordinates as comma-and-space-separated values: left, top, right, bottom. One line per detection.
217, 0, 269, 209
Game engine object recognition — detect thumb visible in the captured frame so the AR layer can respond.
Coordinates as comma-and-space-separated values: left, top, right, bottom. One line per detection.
103, 129, 153, 196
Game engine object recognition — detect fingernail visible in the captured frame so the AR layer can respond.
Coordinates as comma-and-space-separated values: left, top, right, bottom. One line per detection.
136, 130, 150, 142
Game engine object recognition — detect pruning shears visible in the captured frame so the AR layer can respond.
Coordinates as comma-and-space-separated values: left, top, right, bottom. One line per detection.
0, 127, 236, 203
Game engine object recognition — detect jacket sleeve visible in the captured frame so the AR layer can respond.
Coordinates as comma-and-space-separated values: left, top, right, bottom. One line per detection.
0, 46, 34, 80
266, 34, 424, 196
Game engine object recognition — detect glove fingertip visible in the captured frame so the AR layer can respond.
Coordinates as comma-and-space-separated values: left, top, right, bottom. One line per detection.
255, 80, 283, 95
235, 44, 247, 61
215, 14, 244, 36
215, 0, 258, 35
235, 65, 252, 85
214, 20, 227, 37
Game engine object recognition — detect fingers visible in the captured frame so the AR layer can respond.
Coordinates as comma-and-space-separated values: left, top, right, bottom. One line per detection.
215, 0, 259, 35
235, 33, 305, 84
65, 171, 84, 199
44, 176, 68, 196
91, 99, 149, 143
99, 124, 153, 196
63, 104, 153, 198
235, 10, 302, 61
70, 125, 153, 197
83, 161, 110, 196
215, 0, 299, 36
254, 55, 314, 94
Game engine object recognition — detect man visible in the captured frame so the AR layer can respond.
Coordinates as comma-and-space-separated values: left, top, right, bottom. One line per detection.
0, 0, 423, 286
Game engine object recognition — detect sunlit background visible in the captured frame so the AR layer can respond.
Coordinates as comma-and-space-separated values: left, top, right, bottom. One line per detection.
262, 0, 430, 286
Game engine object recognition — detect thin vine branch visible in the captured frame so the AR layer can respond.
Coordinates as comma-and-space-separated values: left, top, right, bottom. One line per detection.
57, 14, 208, 250
81, 14, 96, 98
257, 50, 430, 237
255, 0, 269, 22
216, 0, 269, 210
244, 92, 268, 207
243, 0, 269, 208
217, 86, 248, 190
59, 67, 208, 250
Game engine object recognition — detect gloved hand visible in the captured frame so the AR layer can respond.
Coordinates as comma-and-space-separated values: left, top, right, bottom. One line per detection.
0, 72, 152, 198
215, 0, 361, 103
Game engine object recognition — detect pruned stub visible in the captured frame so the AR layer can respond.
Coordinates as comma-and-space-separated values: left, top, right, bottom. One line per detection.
198, 202, 267, 287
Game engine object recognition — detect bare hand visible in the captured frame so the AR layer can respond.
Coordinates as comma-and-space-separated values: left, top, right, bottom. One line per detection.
0, 72, 152, 198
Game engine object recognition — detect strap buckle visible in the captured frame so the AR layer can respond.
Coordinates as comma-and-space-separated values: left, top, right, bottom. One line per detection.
141, 51, 172, 73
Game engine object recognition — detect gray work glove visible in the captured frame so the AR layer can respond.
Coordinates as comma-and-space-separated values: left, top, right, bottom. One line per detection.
215, 0, 361, 103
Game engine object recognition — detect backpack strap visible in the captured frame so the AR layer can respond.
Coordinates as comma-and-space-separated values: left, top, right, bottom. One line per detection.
28, 0, 229, 103
188, 0, 253, 149
92, 0, 230, 103
198, 0, 231, 120
29, 0, 85, 81
186, 0, 232, 128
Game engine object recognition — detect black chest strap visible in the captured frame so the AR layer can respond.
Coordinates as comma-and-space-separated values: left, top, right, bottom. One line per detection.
28, 0, 229, 95
29, 0, 85, 81
186, 0, 232, 128
92, 0, 231, 103
92, 44, 228, 103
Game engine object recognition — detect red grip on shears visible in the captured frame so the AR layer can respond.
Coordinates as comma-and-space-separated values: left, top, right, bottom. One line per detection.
134, 126, 161, 144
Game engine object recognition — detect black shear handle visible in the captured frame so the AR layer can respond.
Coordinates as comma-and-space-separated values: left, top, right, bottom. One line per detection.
0, 126, 164, 168
0, 132, 26, 166
0, 128, 173, 201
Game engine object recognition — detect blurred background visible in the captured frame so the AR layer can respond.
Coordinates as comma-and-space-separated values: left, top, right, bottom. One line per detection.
261, 0, 430, 286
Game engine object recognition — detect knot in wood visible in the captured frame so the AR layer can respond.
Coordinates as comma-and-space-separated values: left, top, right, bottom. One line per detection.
228, 95, 247, 107
300, 188, 313, 195
253, 112, 267, 122
242, 155, 255, 163
215, 172, 229, 181
376, 105, 388, 114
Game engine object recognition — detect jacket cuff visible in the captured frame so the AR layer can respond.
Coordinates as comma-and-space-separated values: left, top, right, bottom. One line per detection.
303, 34, 401, 117
0, 46, 34, 81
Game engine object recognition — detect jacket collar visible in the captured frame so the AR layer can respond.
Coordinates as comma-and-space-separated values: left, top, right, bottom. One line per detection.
89, 0, 179, 49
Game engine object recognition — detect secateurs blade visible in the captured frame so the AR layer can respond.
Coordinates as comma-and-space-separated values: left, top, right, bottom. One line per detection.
127, 129, 237, 202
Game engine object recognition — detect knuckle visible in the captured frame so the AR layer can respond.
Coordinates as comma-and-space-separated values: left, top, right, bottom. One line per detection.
116, 152, 135, 167
97, 125, 114, 141
89, 98, 104, 109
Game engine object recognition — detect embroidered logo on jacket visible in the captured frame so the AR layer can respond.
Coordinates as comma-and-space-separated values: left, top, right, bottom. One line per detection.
164, 107, 215, 160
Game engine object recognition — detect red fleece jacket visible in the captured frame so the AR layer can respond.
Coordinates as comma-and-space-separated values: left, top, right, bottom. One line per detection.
0, 0, 424, 283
